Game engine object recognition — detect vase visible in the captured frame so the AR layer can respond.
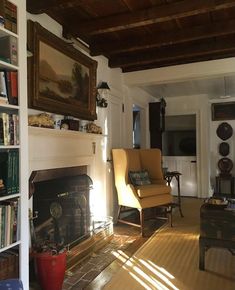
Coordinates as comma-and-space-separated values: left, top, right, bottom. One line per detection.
34, 252, 66, 290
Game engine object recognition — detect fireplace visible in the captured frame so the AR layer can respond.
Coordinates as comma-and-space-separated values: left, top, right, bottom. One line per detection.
28, 127, 112, 271
29, 166, 93, 249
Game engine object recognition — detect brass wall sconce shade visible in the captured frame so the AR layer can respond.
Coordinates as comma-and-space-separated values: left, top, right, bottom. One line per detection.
96, 82, 110, 108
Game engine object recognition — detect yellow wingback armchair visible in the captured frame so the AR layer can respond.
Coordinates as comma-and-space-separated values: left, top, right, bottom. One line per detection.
112, 148, 172, 236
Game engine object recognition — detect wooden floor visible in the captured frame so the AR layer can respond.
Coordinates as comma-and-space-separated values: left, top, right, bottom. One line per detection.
103, 198, 235, 290
85, 221, 150, 290
85, 208, 171, 289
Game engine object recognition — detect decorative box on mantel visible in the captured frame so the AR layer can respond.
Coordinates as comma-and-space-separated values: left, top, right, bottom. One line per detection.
28, 126, 107, 217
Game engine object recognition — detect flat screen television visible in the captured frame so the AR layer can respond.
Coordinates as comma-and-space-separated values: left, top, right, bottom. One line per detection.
162, 130, 196, 156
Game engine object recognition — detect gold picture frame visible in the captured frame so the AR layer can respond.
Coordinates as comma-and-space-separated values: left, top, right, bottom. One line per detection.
27, 20, 97, 120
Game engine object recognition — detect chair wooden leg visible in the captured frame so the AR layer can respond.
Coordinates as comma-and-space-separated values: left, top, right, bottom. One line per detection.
168, 205, 173, 227
139, 209, 145, 237
117, 205, 122, 220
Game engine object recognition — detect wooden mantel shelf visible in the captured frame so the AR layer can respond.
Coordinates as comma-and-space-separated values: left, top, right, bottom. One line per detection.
28, 125, 107, 173
28, 125, 107, 139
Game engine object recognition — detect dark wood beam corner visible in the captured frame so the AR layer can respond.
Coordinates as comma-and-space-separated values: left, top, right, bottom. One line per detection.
27, 0, 78, 14
26, 0, 55, 14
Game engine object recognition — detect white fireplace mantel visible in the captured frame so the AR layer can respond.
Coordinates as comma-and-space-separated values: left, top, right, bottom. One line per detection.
28, 126, 108, 216
29, 126, 106, 171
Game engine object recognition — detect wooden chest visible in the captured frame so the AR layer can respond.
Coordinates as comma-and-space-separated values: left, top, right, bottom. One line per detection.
200, 203, 235, 241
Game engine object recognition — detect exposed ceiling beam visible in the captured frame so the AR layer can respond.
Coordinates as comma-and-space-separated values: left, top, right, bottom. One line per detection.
109, 39, 235, 68
90, 19, 235, 56
69, 0, 235, 36
26, 0, 79, 14
121, 54, 235, 72
122, 51, 235, 72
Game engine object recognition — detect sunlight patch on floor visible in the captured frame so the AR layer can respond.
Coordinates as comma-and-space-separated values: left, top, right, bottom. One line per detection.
111, 249, 130, 263
118, 256, 180, 290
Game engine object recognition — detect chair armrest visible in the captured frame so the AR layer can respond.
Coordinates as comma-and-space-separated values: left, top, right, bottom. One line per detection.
116, 183, 142, 208
151, 178, 167, 185
127, 183, 140, 199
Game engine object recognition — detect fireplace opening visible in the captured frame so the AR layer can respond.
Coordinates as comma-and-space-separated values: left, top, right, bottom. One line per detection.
29, 166, 93, 250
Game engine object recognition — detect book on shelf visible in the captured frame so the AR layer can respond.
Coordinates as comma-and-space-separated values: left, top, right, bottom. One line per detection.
5, 70, 18, 105
0, 149, 19, 196
0, 112, 19, 145
0, 35, 17, 65
0, 200, 18, 248
0, 0, 17, 34
0, 71, 8, 104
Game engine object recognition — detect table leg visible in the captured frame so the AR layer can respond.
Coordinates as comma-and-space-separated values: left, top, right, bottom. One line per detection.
231, 177, 234, 197
199, 237, 205, 271
176, 175, 184, 217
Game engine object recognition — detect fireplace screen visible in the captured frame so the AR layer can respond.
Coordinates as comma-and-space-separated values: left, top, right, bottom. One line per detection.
32, 174, 92, 248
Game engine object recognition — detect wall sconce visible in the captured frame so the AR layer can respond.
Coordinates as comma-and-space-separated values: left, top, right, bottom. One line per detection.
96, 82, 110, 108
27, 44, 33, 58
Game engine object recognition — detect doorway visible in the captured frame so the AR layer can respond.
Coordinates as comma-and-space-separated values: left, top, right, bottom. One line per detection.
162, 114, 198, 197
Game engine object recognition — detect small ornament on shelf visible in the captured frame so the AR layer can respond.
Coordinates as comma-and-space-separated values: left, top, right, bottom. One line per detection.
86, 122, 102, 134
28, 113, 54, 128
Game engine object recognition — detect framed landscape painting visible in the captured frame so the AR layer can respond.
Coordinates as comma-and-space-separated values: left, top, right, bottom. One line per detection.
27, 20, 97, 120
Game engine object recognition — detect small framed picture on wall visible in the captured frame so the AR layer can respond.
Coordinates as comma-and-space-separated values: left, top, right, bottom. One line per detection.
211, 102, 235, 121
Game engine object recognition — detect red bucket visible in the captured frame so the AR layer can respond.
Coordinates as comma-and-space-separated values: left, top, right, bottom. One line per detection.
34, 252, 66, 290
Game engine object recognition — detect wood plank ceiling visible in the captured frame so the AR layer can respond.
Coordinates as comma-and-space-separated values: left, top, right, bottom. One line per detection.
27, 0, 235, 73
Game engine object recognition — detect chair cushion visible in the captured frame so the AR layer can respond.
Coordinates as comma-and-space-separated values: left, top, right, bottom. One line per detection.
129, 170, 151, 186
135, 183, 171, 198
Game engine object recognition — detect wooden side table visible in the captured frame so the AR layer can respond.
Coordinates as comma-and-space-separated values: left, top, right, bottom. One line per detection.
164, 171, 184, 217
199, 202, 235, 270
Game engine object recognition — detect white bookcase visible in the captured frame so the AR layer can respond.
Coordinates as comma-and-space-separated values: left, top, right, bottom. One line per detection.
0, 0, 28, 289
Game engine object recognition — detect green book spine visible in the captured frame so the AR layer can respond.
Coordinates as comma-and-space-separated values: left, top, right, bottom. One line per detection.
16, 150, 19, 193
6, 150, 13, 195
11, 150, 18, 194
0, 151, 7, 196
0, 206, 2, 247
11, 150, 15, 194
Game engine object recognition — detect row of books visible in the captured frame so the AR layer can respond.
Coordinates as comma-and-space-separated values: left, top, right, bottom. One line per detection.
0, 112, 19, 146
0, 70, 18, 105
0, 150, 19, 196
0, 200, 18, 249
0, 0, 17, 34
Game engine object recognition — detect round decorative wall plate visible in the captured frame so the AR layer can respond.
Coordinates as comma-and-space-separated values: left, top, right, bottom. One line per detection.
216, 122, 233, 140
219, 142, 230, 156
218, 157, 233, 174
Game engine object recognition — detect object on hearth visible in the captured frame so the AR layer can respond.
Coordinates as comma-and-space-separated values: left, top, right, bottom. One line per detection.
216, 122, 233, 140
28, 113, 54, 128
86, 122, 102, 134
219, 142, 230, 156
